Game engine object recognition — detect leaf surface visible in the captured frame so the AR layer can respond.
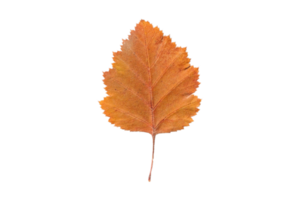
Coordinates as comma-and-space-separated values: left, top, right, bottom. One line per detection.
99, 20, 201, 181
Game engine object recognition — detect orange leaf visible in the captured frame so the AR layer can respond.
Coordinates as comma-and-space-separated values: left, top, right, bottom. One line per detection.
99, 20, 201, 181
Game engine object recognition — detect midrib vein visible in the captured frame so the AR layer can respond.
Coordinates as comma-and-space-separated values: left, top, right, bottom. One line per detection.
143, 25, 155, 134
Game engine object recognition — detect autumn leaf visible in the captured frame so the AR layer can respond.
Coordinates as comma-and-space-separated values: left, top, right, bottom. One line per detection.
99, 20, 201, 181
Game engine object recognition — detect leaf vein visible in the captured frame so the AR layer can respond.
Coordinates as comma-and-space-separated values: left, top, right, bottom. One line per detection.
116, 56, 148, 86
153, 68, 195, 110
155, 100, 199, 129
114, 79, 150, 106
106, 104, 152, 128
150, 38, 166, 69
152, 51, 183, 87
126, 42, 148, 69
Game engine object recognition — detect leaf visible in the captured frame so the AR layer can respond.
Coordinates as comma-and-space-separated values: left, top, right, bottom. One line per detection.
99, 20, 201, 181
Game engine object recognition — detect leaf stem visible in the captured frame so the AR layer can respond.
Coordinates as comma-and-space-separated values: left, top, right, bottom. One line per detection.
146, 135, 157, 183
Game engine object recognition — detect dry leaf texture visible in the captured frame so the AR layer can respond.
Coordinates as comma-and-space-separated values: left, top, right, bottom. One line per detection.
99, 20, 201, 181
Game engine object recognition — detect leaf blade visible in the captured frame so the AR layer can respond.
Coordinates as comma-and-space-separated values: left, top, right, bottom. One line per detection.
100, 20, 201, 181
